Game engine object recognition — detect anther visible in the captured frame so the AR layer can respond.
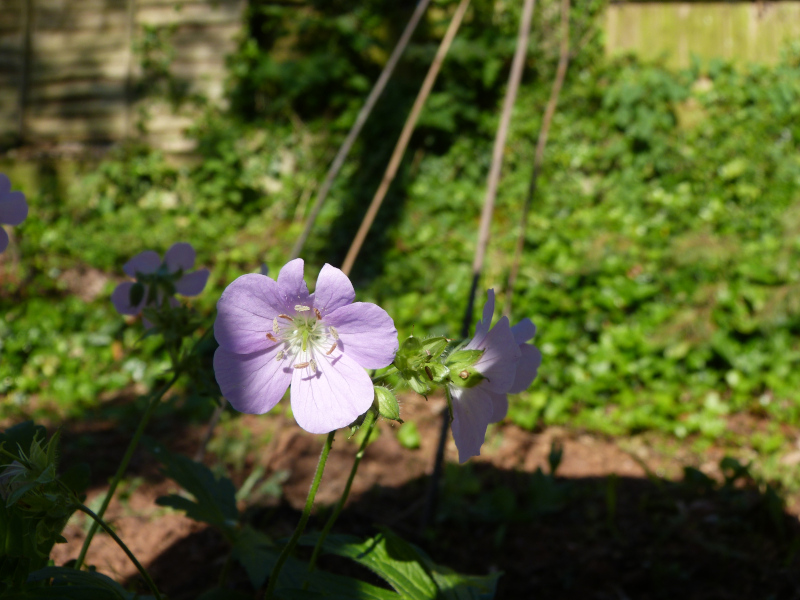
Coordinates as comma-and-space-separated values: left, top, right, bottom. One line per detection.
295, 305, 311, 312
314, 308, 322, 320
276, 351, 284, 361
329, 325, 339, 340
459, 370, 469, 379
266, 333, 278, 342
326, 343, 337, 355
273, 317, 279, 333
425, 366, 434, 381
279, 314, 293, 322
294, 362, 310, 369
309, 359, 317, 373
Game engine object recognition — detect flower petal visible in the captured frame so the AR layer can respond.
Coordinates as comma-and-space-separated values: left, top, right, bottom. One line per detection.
489, 391, 508, 423
312, 263, 355, 314
214, 273, 286, 354
511, 318, 536, 345
213, 346, 292, 414
0, 191, 28, 226
123, 250, 161, 278
324, 302, 398, 369
0, 173, 9, 196
277, 258, 311, 307
466, 315, 521, 393
450, 386, 495, 463
111, 281, 145, 316
472, 289, 496, 342
508, 343, 542, 394
0, 227, 8, 254
175, 268, 209, 296
290, 350, 374, 434
165, 242, 196, 272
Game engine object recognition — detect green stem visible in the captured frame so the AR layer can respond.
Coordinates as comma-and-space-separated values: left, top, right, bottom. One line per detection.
74, 371, 180, 570
304, 411, 377, 585
264, 431, 336, 600
73, 502, 163, 600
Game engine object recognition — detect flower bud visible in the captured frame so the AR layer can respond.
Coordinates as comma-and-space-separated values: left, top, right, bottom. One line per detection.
373, 386, 402, 422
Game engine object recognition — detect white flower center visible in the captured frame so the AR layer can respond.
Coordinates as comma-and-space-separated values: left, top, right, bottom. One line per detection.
267, 306, 338, 370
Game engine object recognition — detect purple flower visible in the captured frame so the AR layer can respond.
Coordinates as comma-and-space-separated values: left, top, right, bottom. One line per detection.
449, 290, 540, 463
111, 242, 210, 321
0, 173, 28, 254
213, 259, 398, 434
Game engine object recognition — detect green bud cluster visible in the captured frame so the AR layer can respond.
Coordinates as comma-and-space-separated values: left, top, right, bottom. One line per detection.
393, 335, 485, 396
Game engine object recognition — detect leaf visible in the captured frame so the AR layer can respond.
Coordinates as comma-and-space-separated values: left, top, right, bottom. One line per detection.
21, 566, 155, 599
301, 528, 499, 599
230, 526, 276, 588
396, 423, 421, 450
154, 451, 238, 539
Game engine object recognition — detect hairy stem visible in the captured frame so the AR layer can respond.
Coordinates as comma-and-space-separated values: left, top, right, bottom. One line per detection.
264, 431, 336, 599
74, 371, 180, 570
305, 411, 378, 583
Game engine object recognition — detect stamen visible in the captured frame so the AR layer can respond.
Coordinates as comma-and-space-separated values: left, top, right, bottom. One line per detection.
309, 359, 317, 373
314, 308, 322, 320
425, 366, 434, 381
295, 304, 311, 312
276, 350, 284, 361
326, 343, 337, 355
294, 362, 310, 369
279, 314, 293, 322
266, 333, 278, 342
273, 317, 279, 333
329, 325, 339, 340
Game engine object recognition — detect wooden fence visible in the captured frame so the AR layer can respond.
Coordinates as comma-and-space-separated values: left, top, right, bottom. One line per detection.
606, 2, 800, 69
2, 2, 800, 152
0, 0, 244, 152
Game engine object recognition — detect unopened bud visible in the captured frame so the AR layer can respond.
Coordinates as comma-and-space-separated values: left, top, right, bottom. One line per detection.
373, 386, 402, 422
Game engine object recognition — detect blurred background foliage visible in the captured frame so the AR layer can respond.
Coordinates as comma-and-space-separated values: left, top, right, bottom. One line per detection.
2, 0, 800, 479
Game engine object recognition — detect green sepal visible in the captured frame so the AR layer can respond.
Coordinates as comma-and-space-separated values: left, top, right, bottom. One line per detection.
445, 349, 484, 372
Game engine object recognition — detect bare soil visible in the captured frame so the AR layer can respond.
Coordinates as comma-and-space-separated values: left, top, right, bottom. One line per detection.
34, 393, 800, 599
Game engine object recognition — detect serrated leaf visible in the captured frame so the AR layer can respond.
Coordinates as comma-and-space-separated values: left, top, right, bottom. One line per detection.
230, 526, 276, 588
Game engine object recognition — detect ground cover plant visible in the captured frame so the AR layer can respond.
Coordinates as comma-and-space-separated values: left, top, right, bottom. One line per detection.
2, 0, 800, 597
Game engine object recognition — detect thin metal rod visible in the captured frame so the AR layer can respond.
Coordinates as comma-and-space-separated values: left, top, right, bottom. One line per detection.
289, 0, 432, 261
340, 0, 471, 276
505, 0, 571, 317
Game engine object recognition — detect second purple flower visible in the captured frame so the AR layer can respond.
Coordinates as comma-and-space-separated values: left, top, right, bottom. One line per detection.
213, 259, 398, 434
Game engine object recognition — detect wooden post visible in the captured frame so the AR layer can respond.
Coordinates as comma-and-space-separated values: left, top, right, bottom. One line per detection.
125, 0, 137, 138
18, 0, 34, 143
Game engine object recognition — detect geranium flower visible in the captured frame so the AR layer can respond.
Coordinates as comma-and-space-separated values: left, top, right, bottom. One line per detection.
0, 173, 28, 254
448, 290, 540, 463
213, 259, 398, 434
111, 242, 209, 320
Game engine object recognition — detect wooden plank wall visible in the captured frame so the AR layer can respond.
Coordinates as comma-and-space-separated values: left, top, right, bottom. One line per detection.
606, 2, 800, 70
0, 0, 244, 153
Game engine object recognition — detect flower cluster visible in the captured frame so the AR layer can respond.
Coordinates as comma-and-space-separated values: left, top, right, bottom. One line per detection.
213, 259, 398, 434
0, 173, 28, 254
111, 242, 209, 326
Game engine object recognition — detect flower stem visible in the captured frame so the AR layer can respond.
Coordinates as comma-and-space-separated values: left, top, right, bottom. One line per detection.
304, 411, 377, 585
264, 431, 335, 600
73, 502, 163, 600
74, 371, 180, 570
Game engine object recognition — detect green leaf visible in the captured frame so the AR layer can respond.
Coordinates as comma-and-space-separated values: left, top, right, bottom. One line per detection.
154, 451, 238, 539
21, 566, 155, 599
230, 526, 276, 588
301, 528, 499, 599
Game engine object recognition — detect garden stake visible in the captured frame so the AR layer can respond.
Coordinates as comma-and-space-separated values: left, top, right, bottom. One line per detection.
423, 0, 537, 530
290, 0, 432, 260
505, 0, 571, 317
340, 0, 471, 276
